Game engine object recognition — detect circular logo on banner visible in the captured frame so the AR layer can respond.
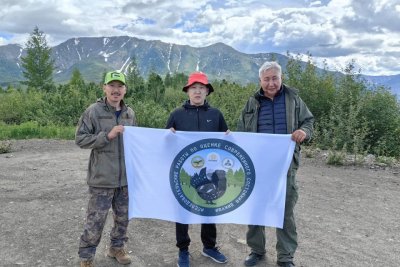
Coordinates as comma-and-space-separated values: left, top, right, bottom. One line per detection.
170, 138, 255, 216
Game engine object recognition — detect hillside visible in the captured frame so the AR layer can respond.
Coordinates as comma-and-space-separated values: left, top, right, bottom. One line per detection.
0, 36, 399, 97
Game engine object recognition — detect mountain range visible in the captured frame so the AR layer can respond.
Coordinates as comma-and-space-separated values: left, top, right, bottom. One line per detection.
0, 35, 399, 97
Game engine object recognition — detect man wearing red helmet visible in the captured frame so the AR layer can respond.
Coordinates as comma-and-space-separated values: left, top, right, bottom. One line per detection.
166, 71, 229, 267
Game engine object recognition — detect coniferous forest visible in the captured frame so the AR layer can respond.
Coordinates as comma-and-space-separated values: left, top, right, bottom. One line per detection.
1, 28, 399, 160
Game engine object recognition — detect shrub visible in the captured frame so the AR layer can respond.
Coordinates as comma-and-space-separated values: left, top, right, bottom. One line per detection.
326, 150, 345, 165
0, 140, 12, 154
302, 146, 319, 158
376, 156, 397, 166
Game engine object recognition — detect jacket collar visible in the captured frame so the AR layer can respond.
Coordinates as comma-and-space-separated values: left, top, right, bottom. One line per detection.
255, 84, 285, 100
182, 99, 210, 110
98, 97, 127, 112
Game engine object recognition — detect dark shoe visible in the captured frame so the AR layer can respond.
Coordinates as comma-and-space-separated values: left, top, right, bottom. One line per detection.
277, 261, 295, 267
244, 252, 264, 266
177, 250, 190, 267
202, 247, 228, 263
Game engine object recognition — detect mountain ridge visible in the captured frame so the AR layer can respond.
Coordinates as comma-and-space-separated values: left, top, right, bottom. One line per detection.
0, 35, 399, 97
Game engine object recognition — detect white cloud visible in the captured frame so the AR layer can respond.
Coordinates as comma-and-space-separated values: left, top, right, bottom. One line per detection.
0, 0, 399, 75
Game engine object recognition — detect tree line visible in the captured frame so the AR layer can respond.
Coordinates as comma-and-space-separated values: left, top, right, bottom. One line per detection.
1, 27, 399, 158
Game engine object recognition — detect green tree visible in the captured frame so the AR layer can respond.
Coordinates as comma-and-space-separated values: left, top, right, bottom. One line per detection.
360, 87, 400, 157
210, 80, 255, 130
133, 100, 169, 128
232, 168, 245, 187
315, 61, 369, 154
164, 72, 173, 88
163, 87, 187, 110
285, 53, 335, 120
69, 68, 85, 88
170, 72, 188, 90
285, 52, 303, 88
126, 58, 145, 99
147, 71, 165, 102
180, 168, 191, 185
21, 26, 54, 90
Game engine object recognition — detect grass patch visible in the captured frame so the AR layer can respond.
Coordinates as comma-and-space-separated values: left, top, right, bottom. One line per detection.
303, 147, 319, 158
0, 121, 75, 140
326, 150, 346, 166
376, 156, 397, 166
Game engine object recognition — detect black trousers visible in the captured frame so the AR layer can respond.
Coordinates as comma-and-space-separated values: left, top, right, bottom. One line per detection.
176, 222, 216, 251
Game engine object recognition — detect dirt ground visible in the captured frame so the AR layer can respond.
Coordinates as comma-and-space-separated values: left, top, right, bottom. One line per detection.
0, 139, 399, 267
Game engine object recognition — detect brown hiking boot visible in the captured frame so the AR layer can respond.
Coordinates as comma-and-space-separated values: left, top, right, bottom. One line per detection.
80, 259, 94, 267
107, 247, 132, 265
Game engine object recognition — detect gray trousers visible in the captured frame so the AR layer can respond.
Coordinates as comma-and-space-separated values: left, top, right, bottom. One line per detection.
246, 168, 299, 263
78, 186, 129, 260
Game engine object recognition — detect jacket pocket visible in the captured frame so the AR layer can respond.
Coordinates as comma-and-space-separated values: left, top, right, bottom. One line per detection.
243, 111, 255, 131
88, 148, 117, 186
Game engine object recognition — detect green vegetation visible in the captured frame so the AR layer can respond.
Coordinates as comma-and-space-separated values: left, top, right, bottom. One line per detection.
0, 140, 12, 154
326, 149, 346, 166
285, 55, 400, 158
1, 60, 399, 158
21, 26, 55, 90
1, 28, 399, 159
181, 183, 242, 207
0, 121, 75, 140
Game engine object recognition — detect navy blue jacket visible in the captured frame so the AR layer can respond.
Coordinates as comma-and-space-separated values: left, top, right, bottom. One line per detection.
257, 88, 287, 134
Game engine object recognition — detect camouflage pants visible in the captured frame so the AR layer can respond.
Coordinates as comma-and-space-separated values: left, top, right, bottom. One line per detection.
246, 167, 299, 263
78, 186, 129, 260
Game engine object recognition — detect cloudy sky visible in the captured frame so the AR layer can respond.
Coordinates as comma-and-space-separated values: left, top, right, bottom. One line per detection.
0, 0, 399, 76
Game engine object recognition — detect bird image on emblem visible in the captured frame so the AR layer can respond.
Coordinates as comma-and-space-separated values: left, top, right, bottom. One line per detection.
190, 167, 227, 204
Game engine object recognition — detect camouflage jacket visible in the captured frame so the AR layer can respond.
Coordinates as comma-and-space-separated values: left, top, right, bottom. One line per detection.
75, 97, 136, 188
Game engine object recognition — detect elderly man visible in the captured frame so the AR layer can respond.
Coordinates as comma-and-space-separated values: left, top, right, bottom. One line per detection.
237, 61, 314, 267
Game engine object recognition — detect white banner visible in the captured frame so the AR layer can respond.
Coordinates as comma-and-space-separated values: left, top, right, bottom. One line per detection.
123, 126, 295, 228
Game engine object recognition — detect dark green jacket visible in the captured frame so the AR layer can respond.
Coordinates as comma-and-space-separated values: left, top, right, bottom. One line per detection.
237, 84, 314, 168
75, 97, 136, 188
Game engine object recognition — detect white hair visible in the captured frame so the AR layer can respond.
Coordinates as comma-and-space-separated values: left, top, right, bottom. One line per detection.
259, 61, 282, 78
